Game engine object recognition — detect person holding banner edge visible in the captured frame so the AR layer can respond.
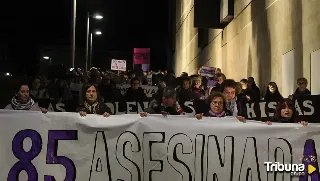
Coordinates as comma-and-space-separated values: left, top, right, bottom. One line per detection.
77, 84, 111, 117
5, 83, 48, 113
140, 88, 184, 117
195, 92, 245, 121
265, 98, 308, 126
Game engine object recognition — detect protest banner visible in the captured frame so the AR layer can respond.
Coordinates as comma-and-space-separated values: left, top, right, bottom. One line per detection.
245, 95, 320, 123
133, 48, 150, 64
0, 111, 320, 181
200, 66, 215, 77
111, 59, 126, 71
39, 95, 320, 123
116, 84, 158, 98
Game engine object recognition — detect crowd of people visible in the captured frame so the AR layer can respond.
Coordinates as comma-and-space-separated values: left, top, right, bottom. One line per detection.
2, 66, 311, 126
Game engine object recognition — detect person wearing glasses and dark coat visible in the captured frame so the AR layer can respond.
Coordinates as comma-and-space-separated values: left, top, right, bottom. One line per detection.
293, 78, 311, 97
195, 92, 245, 121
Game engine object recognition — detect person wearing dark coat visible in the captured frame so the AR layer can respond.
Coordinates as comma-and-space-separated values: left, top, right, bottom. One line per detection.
77, 83, 111, 117
292, 77, 311, 98
264, 82, 283, 103
239, 79, 258, 102
248, 77, 261, 100
124, 78, 148, 103
195, 92, 245, 121
140, 88, 184, 116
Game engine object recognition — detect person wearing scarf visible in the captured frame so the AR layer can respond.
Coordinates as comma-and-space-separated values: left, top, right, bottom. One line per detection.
77, 84, 111, 117
5, 84, 47, 113
195, 92, 244, 121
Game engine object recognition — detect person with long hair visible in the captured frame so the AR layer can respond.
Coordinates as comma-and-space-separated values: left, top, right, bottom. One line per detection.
5, 83, 47, 113
77, 83, 111, 117
265, 99, 308, 126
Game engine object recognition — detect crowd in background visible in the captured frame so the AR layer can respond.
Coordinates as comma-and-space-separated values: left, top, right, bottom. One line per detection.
1, 66, 311, 125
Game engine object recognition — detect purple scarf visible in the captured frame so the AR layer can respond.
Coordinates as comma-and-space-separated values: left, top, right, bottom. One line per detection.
208, 110, 226, 117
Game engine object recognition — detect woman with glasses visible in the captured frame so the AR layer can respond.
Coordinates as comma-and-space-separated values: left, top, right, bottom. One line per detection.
195, 92, 245, 121
292, 78, 311, 98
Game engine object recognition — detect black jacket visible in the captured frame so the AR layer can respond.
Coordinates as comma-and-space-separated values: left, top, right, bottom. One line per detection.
77, 101, 111, 115
124, 87, 148, 102
145, 104, 181, 115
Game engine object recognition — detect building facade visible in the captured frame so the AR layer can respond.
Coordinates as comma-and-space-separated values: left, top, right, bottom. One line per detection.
173, 0, 320, 96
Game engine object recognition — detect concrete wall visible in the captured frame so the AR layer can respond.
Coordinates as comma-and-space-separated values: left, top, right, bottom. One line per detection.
173, 0, 320, 94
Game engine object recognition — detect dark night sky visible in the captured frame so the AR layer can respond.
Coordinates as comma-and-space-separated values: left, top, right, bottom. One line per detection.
0, 0, 169, 74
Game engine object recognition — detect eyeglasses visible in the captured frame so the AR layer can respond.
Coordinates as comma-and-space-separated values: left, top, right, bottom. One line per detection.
297, 82, 305, 85
211, 101, 223, 106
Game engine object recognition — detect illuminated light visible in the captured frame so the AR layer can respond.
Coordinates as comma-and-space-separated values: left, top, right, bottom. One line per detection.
95, 31, 102, 35
94, 15, 103, 19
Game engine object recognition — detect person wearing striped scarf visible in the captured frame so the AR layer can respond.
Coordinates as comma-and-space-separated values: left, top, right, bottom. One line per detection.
4, 84, 47, 113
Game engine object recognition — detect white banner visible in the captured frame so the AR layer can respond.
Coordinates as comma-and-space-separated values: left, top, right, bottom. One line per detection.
1, 110, 320, 181
116, 84, 158, 97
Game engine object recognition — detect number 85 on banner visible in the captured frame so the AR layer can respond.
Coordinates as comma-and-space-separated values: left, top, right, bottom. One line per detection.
7, 129, 78, 181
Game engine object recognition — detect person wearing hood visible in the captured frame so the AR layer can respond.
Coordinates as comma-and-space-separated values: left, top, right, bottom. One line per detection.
248, 77, 261, 100
264, 82, 283, 103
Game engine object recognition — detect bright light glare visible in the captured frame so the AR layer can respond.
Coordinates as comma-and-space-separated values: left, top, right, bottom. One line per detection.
95, 31, 102, 35
6, 73, 10, 76
94, 15, 103, 19
43, 56, 50, 59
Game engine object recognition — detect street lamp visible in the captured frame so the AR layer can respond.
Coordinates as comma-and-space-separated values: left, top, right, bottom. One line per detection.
43, 56, 52, 65
94, 31, 102, 35
86, 13, 103, 71
93, 14, 103, 19
89, 30, 102, 68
